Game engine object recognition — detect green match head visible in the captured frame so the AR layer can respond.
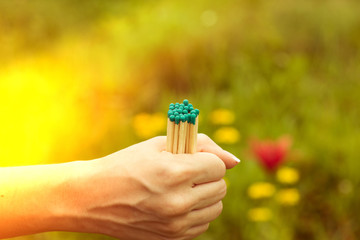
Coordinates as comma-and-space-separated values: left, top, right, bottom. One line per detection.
174, 111, 179, 116
170, 103, 175, 107
175, 115, 180, 124
188, 103, 193, 108
195, 109, 200, 115
190, 110, 196, 114
191, 113, 197, 124
182, 110, 188, 114
180, 115, 186, 122
168, 110, 173, 117
183, 99, 189, 106
169, 105, 175, 110
187, 113, 191, 123
170, 115, 175, 122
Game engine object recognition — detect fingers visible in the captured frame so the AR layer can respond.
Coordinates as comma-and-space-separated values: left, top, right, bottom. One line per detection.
165, 202, 222, 240
197, 133, 240, 169
170, 152, 226, 184
139, 202, 222, 240
190, 179, 227, 210
188, 201, 223, 226
148, 134, 240, 170
182, 223, 210, 240
153, 137, 226, 183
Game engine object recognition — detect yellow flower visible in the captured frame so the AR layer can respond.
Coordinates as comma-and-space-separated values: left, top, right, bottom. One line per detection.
213, 127, 240, 144
247, 182, 276, 199
248, 207, 272, 222
276, 167, 299, 184
276, 188, 300, 206
132, 112, 166, 139
210, 109, 235, 125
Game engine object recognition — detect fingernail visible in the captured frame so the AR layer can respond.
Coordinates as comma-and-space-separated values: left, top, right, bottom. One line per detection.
225, 150, 241, 163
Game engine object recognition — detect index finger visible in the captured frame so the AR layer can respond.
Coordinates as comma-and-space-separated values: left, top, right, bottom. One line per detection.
173, 152, 226, 185
148, 135, 240, 170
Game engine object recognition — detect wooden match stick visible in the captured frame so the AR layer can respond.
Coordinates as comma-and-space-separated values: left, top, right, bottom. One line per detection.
177, 115, 186, 154
166, 115, 175, 152
188, 113, 197, 153
185, 114, 191, 153
194, 109, 199, 153
172, 115, 180, 153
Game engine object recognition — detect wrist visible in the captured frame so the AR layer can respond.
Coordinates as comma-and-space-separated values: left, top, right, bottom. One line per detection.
0, 161, 95, 238
46, 160, 100, 233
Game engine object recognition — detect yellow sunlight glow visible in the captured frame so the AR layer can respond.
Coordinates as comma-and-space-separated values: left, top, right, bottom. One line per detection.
0, 57, 83, 166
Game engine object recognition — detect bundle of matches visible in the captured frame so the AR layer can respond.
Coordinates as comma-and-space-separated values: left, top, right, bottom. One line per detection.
166, 99, 200, 154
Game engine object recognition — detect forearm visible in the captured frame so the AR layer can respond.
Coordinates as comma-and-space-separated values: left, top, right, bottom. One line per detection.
0, 161, 90, 238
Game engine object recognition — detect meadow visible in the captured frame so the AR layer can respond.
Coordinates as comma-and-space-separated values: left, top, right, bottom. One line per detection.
0, 0, 359, 239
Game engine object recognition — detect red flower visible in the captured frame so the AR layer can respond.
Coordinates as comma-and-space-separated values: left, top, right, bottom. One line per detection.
251, 136, 292, 172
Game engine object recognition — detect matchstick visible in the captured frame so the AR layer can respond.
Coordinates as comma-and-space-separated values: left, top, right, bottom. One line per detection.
188, 113, 197, 153
172, 115, 180, 153
194, 109, 199, 153
166, 114, 175, 152
185, 114, 190, 153
177, 115, 186, 154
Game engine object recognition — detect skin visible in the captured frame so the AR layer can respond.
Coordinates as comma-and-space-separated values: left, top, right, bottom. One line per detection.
0, 134, 239, 240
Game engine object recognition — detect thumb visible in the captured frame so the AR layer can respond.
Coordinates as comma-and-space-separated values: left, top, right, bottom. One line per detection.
197, 133, 241, 169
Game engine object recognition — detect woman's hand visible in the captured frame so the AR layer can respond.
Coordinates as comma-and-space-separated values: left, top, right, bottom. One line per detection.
56, 134, 239, 240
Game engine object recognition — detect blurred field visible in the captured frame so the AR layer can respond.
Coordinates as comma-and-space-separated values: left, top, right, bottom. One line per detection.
1, 0, 359, 239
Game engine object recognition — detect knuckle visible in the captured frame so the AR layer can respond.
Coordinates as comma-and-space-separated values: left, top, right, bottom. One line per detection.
220, 179, 227, 195
154, 160, 171, 175
162, 195, 190, 217
206, 155, 226, 178
165, 220, 187, 235
155, 162, 189, 187
200, 223, 210, 233
167, 163, 194, 183
198, 133, 212, 143
216, 201, 224, 216
217, 161, 226, 177
186, 223, 210, 240
167, 165, 185, 179
207, 152, 225, 165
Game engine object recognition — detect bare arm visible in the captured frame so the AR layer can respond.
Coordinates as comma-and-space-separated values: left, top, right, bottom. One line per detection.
0, 161, 89, 238
0, 134, 239, 240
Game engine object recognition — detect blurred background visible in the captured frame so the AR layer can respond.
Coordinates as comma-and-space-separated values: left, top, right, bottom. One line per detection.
1, 0, 359, 239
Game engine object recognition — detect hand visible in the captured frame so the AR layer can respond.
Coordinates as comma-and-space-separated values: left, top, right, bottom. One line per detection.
55, 134, 239, 240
